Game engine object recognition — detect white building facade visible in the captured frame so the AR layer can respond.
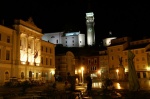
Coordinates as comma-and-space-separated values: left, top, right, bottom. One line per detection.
42, 31, 85, 47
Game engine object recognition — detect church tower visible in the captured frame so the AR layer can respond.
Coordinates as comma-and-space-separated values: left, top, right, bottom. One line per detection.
86, 12, 95, 46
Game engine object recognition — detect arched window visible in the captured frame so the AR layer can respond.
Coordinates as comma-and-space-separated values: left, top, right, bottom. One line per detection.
5, 71, 9, 80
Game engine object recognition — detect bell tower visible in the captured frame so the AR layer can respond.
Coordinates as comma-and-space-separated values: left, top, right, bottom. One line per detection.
86, 12, 95, 46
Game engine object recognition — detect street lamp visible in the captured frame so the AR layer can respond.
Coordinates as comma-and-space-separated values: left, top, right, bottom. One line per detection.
97, 70, 101, 79
116, 69, 119, 80
81, 67, 84, 84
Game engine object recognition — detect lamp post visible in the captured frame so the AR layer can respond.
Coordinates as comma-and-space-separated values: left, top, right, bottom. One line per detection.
98, 70, 101, 79
81, 67, 84, 84
116, 69, 119, 80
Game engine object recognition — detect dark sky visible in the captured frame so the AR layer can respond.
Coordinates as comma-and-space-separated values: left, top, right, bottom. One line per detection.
1, 1, 150, 42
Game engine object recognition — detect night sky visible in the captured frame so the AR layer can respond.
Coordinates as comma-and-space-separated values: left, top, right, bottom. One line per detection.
1, 0, 150, 42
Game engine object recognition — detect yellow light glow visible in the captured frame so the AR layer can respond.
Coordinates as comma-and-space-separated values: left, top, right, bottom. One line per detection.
125, 68, 128, 72
51, 70, 55, 75
78, 70, 81, 73
21, 61, 26, 64
116, 69, 119, 73
98, 70, 101, 74
117, 83, 121, 89
147, 67, 150, 71
81, 67, 84, 71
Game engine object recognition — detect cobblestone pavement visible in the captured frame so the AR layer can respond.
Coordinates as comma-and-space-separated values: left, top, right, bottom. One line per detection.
1, 82, 150, 99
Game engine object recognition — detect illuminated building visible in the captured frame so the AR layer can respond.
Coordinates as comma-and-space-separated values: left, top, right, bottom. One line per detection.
86, 12, 95, 46
55, 51, 75, 80
100, 37, 150, 80
0, 18, 55, 85
42, 31, 85, 47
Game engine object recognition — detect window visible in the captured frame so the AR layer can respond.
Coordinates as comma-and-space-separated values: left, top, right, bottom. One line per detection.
46, 58, 48, 65
41, 57, 43, 64
41, 46, 43, 51
94, 58, 97, 64
0, 33, 1, 41
88, 60, 91, 65
72, 40, 74, 43
66, 41, 67, 43
46, 47, 47, 52
137, 72, 140, 78
50, 48, 52, 53
7, 36, 10, 43
50, 59, 52, 65
142, 57, 145, 61
6, 50, 10, 60
141, 50, 144, 53
143, 72, 146, 78
112, 56, 113, 60
143, 65, 146, 68
137, 65, 139, 69
51, 36, 55, 38
56, 40, 58, 43
0, 49, 1, 59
